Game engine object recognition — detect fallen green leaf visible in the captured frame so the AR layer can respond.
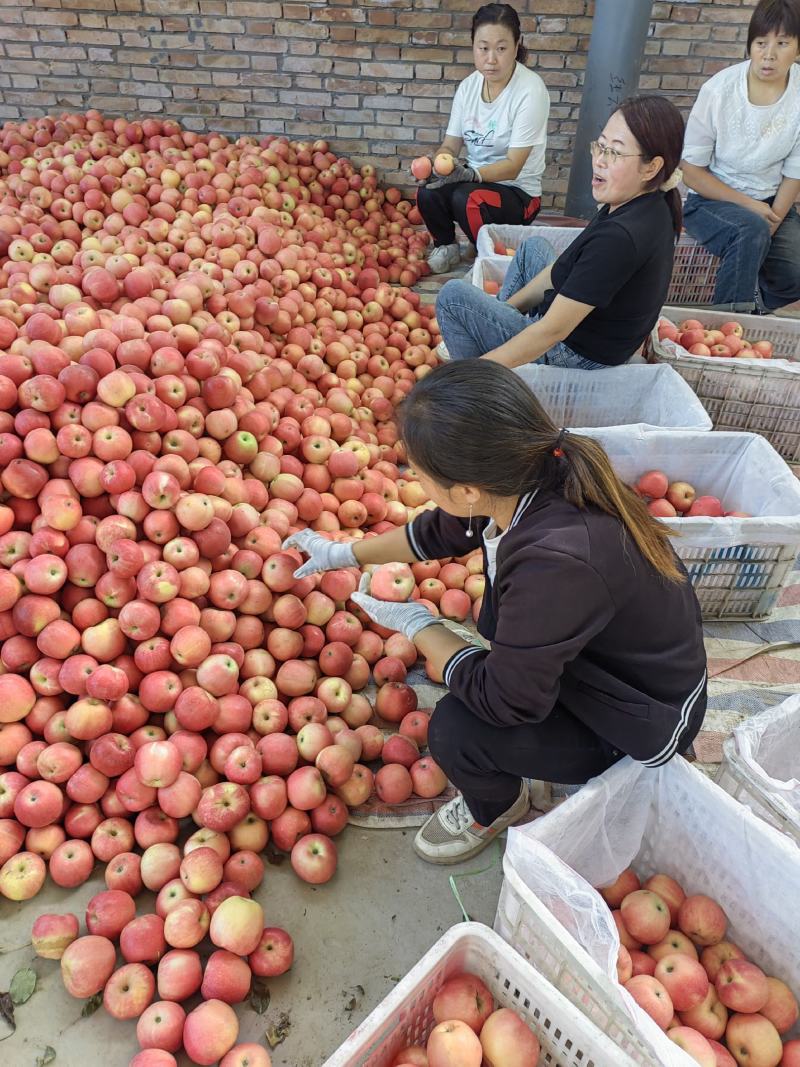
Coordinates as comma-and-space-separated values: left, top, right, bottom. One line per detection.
265, 1011, 291, 1048
10, 969, 36, 1006
249, 977, 270, 1015
36, 1047, 56, 1066
80, 993, 102, 1018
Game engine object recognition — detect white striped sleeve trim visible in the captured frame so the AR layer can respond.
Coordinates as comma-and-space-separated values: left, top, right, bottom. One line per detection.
640, 671, 706, 767
443, 644, 485, 688
405, 517, 427, 561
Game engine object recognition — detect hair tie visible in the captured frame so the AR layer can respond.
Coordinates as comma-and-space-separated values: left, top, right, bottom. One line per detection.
552, 427, 568, 458
660, 167, 683, 193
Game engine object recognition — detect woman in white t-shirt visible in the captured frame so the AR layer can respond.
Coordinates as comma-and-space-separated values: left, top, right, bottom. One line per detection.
681, 0, 800, 312
415, 3, 550, 274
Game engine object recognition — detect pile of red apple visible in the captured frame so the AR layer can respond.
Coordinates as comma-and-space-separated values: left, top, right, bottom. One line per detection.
387, 972, 541, 1067
657, 318, 774, 360
32, 885, 284, 1066
599, 868, 799, 1067
632, 470, 749, 520
0, 107, 495, 1059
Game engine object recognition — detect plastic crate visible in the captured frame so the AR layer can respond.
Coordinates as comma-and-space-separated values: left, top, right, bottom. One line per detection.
322, 922, 641, 1067
515, 363, 712, 432
476, 222, 584, 259
666, 233, 719, 305
476, 226, 718, 306
716, 695, 800, 845
591, 427, 800, 619
496, 758, 800, 1067
647, 306, 800, 463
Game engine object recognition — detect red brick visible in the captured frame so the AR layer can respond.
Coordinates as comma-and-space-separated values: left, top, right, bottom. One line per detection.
283, 3, 310, 18
315, 6, 365, 22
274, 19, 327, 38
198, 52, 249, 67
189, 16, 245, 33
22, 10, 79, 25
369, 11, 396, 26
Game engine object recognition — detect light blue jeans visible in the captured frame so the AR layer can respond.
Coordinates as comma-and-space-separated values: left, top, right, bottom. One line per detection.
435, 236, 608, 369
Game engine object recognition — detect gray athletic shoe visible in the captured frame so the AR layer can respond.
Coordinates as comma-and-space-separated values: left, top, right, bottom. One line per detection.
427, 242, 460, 274
413, 783, 530, 865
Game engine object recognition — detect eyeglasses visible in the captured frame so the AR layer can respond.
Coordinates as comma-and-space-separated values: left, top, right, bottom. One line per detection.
589, 141, 642, 164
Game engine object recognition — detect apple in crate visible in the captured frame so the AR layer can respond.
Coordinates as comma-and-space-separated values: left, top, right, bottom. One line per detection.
432, 972, 494, 1032
427, 1018, 482, 1067
480, 1007, 541, 1066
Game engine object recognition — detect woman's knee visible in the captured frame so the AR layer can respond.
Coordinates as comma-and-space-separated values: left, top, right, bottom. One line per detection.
435, 278, 482, 318
428, 694, 473, 768
516, 235, 556, 275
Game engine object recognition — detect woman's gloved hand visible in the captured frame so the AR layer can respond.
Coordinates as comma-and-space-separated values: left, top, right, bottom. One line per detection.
281, 530, 358, 579
426, 161, 482, 190
351, 573, 444, 641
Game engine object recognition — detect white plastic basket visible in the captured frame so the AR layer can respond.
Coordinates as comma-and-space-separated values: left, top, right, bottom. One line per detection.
495, 757, 800, 1067
716, 694, 800, 845
471, 254, 511, 293
647, 306, 800, 463
515, 363, 712, 432
476, 222, 584, 259
323, 922, 641, 1067
591, 427, 800, 619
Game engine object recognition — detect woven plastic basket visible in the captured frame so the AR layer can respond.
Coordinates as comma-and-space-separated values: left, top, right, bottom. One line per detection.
476, 226, 719, 306
716, 695, 800, 846
647, 306, 800, 463
666, 233, 719, 305
591, 427, 800, 620
496, 757, 800, 1067
323, 922, 641, 1067
515, 363, 712, 432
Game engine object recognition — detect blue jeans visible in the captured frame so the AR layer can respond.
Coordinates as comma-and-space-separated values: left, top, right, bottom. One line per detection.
435, 236, 608, 369
683, 194, 800, 311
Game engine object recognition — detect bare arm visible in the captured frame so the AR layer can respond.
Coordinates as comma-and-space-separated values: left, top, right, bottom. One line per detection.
432, 134, 463, 160
506, 264, 553, 312
352, 526, 417, 566
681, 161, 780, 227
474, 145, 534, 184
770, 176, 800, 234
482, 293, 594, 369
414, 623, 471, 679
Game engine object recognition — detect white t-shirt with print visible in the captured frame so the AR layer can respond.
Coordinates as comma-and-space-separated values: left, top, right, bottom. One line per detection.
682, 60, 800, 201
446, 63, 550, 198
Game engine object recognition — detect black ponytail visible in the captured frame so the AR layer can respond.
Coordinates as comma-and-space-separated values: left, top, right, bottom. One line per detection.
399, 361, 684, 583
472, 3, 528, 65
617, 95, 686, 239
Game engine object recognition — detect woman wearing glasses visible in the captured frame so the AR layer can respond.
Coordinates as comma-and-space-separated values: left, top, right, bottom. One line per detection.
434, 95, 685, 369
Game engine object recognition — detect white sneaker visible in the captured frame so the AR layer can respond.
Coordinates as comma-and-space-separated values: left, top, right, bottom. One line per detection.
427, 243, 460, 274
435, 340, 450, 361
413, 783, 530, 865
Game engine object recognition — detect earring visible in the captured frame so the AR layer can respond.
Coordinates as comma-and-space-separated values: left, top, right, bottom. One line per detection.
466, 503, 474, 538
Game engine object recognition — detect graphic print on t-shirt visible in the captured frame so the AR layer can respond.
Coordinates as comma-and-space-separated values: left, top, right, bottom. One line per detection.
463, 118, 497, 148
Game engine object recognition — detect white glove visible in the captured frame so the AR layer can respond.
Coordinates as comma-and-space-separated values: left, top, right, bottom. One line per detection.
351, 573, 444, 641
282, 529, 358, 579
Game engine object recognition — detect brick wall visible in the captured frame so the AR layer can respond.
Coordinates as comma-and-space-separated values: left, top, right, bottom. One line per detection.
0, 0, 754, 211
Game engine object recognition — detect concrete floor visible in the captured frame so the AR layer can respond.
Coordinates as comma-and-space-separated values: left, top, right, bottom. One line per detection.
0, 826, 505, 1067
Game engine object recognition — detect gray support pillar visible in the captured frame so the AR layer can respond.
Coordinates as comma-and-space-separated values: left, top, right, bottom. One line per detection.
565, 0, 654, 220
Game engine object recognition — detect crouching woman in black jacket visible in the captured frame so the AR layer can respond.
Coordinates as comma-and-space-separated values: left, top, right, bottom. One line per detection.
286, 361, 707, 865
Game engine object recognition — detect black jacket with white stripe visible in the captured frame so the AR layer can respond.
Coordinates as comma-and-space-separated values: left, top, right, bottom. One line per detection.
406, 489, 707, 767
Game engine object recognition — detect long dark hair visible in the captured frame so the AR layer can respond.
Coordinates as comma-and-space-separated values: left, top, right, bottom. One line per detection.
472, 3, 528, 64
748, 0, 800, 49
398, 362, 684, 583
617, 95, 686, 238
